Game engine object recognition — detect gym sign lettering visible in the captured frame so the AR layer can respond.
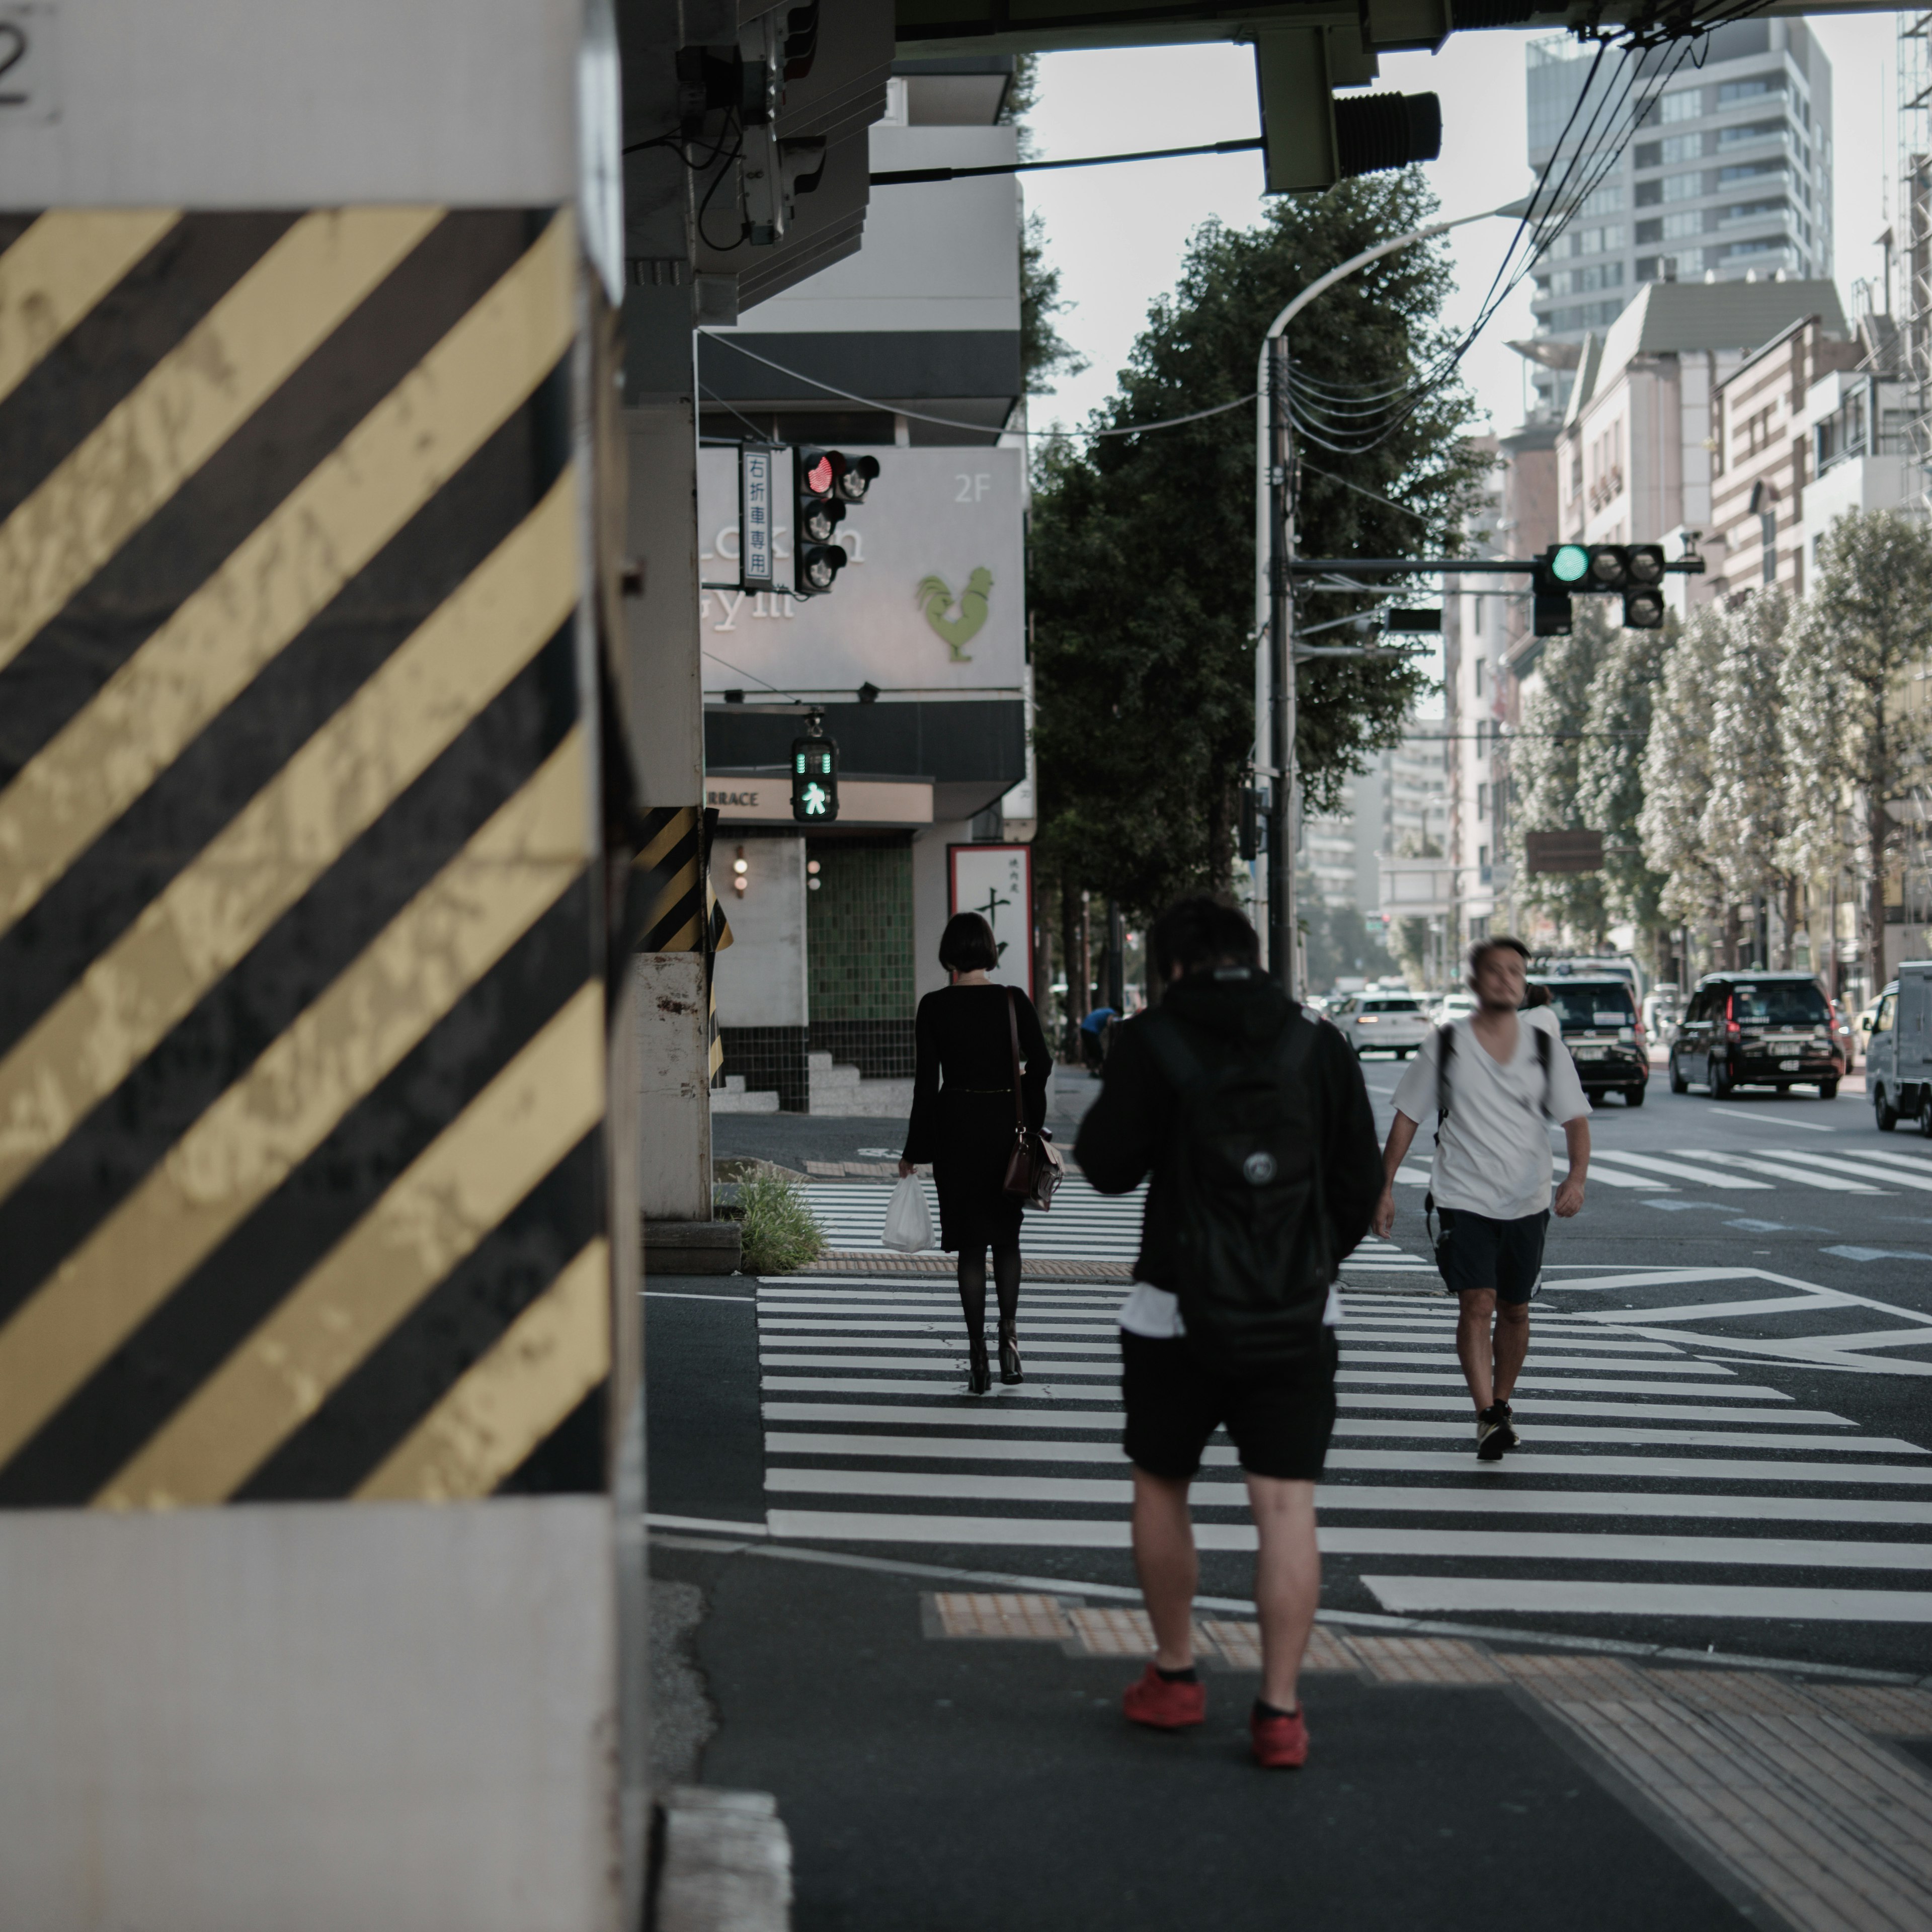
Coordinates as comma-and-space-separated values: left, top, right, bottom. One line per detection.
696, 444, 1023, 698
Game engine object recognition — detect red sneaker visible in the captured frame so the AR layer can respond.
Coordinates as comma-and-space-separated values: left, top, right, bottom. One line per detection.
1250, 1704, 1309, 1768
1122, 1664, 1205, 1730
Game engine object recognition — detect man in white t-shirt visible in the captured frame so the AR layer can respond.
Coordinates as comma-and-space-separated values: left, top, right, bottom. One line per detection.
1373, 937, 1590, 1461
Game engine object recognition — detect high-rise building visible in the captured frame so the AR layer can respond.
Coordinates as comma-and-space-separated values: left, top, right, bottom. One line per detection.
1526, 20, 1834, 419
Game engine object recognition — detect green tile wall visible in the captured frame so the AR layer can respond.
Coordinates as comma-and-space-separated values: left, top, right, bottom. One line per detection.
808, 840, 915, 1021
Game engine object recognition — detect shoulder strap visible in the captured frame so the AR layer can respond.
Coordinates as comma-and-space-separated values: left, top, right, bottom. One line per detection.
1535, 1018, 1553, 1118
1140, 1010, 1206, 1093
1435, 1023, 1456, 1122
1005, 989, 1025, 1128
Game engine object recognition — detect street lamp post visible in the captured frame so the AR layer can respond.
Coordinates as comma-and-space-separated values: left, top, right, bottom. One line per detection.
1255, 202, 1518, 996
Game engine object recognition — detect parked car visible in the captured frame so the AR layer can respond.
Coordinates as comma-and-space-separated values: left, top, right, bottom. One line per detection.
1642, 986, 1682, 1050
1856, 994, 1885, 1065
1331, 990, 1432, 1059
1527, 975, 1649, 1106
1667, 972, 1842, 1099
1864, 963, 1932, 1133
1433, 990, 1478, 1026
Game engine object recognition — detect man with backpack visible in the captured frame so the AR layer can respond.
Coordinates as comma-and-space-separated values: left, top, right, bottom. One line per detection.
1373, 936, 1590, 1461
1075, 897, 1380, 1769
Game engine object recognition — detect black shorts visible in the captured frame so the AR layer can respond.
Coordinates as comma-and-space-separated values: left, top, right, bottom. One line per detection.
1120, 1329, 1339, 1482
1435, 1206, 1549, 1305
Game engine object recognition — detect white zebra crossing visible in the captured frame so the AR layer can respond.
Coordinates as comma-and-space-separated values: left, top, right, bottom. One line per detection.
748, 1277, 1932, 1627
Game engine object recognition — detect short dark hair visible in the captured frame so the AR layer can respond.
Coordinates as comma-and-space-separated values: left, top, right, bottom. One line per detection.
1150, 896, 1260, 981
939, 911, 999, 973
1468, 935, 1530, 981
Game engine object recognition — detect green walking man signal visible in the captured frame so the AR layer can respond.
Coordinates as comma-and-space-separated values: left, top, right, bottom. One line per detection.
792, 712, 839, 823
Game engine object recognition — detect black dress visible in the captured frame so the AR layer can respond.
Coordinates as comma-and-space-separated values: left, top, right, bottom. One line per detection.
903, 984, 1051, 1251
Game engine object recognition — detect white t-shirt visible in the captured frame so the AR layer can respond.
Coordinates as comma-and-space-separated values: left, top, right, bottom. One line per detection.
1390, 1008, 1588, 1221
1117, 1280, 1343, 1339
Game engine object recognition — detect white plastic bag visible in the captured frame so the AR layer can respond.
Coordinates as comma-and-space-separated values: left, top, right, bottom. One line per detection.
880, 1174, 934, 1253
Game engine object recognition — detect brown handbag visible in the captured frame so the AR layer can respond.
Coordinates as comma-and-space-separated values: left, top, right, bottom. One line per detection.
1000, 989, 1066, 1211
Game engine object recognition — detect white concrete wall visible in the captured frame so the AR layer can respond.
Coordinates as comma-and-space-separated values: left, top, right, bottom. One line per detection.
637, 954, 712, 1221
0, 0, 580, 206
913, 820, 977, 999
0, 1500, 618, 1932
715, 837, 809, 1027
1801, 455, 1912, 573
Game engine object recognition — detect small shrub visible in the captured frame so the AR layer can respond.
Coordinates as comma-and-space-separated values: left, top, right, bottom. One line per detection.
736, 1171, 826, 1274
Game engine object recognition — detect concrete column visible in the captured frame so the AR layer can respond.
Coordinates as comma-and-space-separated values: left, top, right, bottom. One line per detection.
0, 4, 641, 1923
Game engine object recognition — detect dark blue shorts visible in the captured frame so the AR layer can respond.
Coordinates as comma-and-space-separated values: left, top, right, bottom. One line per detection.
1120, 1329, 1339, 1481
1435, 1206, 1549, 1305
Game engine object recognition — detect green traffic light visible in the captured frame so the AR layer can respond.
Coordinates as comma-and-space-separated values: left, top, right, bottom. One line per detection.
1551, 544, 1588, 584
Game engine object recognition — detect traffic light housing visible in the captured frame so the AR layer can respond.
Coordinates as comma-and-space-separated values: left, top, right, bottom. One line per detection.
791, 718, 839, 823
1621, 544, 1666, 628
793, 447, 848, 596
1532, 544, 1586, 638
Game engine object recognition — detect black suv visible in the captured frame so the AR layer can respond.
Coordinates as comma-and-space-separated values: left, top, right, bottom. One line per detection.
1526, 976, 1648, 1106
1668, 972, 1842, 1100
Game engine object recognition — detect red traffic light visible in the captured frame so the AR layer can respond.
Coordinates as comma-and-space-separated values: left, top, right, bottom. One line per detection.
801, 450, 838, 497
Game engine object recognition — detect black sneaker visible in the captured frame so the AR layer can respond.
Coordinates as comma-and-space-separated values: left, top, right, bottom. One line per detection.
1476, 1404, 1510, 1461
1492, 1400, 1520, 1454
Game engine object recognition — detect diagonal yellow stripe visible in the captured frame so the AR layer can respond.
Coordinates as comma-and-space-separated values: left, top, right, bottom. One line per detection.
0, 730, 591, 1474
97, 983, 606, 1509
0, 208, 578, 940
634, 809, 696, 874
356, 1238, 610, 1503
0, 206, 444, 677
0, 210, 183, 412
0, 470, 581, 1210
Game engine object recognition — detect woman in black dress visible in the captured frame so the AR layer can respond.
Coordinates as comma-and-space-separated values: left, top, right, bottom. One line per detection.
900, 912, 1051, 1394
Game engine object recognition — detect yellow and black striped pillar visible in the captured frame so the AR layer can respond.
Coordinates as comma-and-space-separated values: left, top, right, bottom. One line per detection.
0, 205, 615, 1509
629, 802, 733, 1085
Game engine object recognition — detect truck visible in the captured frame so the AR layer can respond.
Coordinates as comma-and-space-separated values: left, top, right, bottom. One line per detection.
1865, 961, 1932, 1134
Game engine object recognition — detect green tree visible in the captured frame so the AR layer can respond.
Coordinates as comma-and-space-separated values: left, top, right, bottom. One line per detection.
1510, 602, 1611, 945
1575, 616, 1672, 956
1703, 594, 1801, 964
1000, 56, 1088, 394
1638, 603, 1727, 949
1031, 174, 1489, 918
1782, 510, 1932, 990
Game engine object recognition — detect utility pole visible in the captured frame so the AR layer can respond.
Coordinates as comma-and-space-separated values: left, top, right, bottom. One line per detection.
1252, 200, 1518, 999
1266, 334, 1297, 996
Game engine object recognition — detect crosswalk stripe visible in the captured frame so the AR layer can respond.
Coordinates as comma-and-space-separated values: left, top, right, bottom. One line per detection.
1574, 1162, 1668, 1189
1361, 1578, 1932, 1622
758, 1377, 1839, 1423
1666, 1150, 1887, 1193
762, 1469, 1932, 1526
1590, 1151, 1770, 1189
759, 1355, 1779, 1399
763, 1434, 1932, 1485
1758, 1148, 1932, 1192
759, 1512, 1932, 1570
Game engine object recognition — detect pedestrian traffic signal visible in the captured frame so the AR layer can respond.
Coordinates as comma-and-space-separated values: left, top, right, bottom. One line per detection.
791, 716, 839, 823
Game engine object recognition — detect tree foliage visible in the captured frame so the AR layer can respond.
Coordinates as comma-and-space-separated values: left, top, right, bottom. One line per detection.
1703, 593, 1801, 963
1639, 603, 1727, 932
1576, 616, 1672, 939
1781, 510, 1932, 989
1510, 602, 1611, 944
1030, 174, 1490, 917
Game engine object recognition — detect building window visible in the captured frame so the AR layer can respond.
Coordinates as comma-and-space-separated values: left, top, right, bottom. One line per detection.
1478, 844, 1490, 868
1719, 74, 1783, 106
1662, 172, 1703, 202
1661, 88, 1703, 122
1474, 658, 1485, 697
1662, 133, 1702, 164
1662, 209, 1704, 240
1478, 783, 1490, 821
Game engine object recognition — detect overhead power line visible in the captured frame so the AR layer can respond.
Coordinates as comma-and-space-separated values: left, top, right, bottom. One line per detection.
871, 136, 1262, 187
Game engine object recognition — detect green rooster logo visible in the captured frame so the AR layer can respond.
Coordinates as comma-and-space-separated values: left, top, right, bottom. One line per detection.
916, 567, 993, 661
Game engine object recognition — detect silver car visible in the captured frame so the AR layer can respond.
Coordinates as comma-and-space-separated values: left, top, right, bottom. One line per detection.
1333, 991, 1433, 1059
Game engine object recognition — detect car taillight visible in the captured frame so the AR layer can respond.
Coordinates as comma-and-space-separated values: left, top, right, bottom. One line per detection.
1725, 997, 1740, 1041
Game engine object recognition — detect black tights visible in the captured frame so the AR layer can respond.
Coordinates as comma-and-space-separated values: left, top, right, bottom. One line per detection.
957, 1243, 1021, 1350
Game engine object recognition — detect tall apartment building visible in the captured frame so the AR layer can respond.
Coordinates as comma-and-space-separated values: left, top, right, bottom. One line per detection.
1302, 721, 1449, 926
1526, 19, 1834, 419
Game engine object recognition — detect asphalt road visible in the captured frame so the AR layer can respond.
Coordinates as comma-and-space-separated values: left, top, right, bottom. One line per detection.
665, 1054, 1932, 1928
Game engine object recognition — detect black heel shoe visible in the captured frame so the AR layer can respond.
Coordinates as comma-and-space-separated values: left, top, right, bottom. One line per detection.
968, 1340, 992, 1396
998, 1325, 1023, 1385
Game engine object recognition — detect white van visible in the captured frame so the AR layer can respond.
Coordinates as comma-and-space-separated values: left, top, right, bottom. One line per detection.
1865, 962, 1932, 1134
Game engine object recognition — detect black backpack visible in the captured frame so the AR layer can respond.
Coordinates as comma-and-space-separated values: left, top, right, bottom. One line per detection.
1142, 1008, 1332, 1377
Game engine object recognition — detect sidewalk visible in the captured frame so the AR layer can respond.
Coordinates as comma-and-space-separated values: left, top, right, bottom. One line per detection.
650, 1535, 1771, 1932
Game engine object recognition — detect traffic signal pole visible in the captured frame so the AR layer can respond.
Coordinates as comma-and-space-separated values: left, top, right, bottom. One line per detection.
1253, 202, 1518, 997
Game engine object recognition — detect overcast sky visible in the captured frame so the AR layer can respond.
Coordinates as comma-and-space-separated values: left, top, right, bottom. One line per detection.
1021, 14, 1898, 441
